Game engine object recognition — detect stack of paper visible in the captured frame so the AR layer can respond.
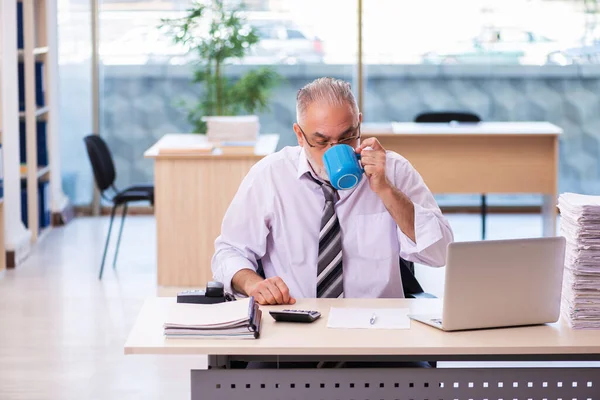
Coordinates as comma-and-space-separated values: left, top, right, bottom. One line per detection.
203, 115, 259, 142
558, 193, 600, 329
163, 297, 262, 339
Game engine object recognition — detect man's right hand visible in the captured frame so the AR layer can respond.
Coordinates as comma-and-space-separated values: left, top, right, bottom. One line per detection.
246, 276, 296, 305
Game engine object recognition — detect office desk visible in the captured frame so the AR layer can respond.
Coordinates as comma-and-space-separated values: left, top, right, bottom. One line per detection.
362, 122, 562, 236
126, 298, 600, 400
144, 134, 279, 287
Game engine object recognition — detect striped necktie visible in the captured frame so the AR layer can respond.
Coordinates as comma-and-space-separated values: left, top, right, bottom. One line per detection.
312, 177, 344, 298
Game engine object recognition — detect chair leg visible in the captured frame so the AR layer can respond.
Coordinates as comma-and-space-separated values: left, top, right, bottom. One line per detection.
99, 204, 118, 280
481, 194, 487, 240
113, 203, 128, 269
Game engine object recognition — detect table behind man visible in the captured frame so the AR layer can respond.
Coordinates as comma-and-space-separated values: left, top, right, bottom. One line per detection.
212, 77, 454, 305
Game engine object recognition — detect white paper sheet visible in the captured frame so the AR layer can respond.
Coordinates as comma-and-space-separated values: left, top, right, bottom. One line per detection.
327, 308, 411, 330
557, 192, 600, 329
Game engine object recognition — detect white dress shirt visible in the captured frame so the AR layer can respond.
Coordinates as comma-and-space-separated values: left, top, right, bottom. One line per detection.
212, 146, 454, 298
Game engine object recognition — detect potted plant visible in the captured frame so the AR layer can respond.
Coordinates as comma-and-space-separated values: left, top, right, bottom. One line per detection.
161, 0, 280, 134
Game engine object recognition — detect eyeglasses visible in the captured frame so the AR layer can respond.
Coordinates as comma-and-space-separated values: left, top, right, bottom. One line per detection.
297, 123, 361, 149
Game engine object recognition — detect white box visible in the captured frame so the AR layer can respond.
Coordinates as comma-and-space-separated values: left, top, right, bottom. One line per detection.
202, 115, 259, 143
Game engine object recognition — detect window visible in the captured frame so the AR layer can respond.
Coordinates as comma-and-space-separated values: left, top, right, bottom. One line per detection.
363, 0, 591, 66
58, 0, 94, 205
58, 0, 600, 209
361, 0, 597, 208
286, 29, 306, 39
98, 0, 357, 195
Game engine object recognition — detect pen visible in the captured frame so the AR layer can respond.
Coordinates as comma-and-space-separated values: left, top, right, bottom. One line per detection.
370, 313, 377, 325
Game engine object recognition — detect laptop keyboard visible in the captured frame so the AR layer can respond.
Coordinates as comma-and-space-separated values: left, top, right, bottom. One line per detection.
431, 318, 443, 325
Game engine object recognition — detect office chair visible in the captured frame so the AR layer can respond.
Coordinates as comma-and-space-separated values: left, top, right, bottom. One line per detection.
83, 134, 154, 280
399, 257, 436, 299
414, 111, 481, 124
414, 111, 487, 239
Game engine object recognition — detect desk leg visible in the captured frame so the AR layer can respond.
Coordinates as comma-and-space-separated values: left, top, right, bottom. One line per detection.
542, 194, 557, 237
207, 355, 230, 369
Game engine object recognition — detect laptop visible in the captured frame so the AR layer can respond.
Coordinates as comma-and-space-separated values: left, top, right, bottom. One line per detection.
408, 236, 566, 331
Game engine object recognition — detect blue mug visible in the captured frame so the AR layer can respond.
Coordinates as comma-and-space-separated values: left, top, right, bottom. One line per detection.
323, 144, 364, 190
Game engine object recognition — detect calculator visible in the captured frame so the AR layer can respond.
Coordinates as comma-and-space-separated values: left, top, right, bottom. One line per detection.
269, 309, 321, 323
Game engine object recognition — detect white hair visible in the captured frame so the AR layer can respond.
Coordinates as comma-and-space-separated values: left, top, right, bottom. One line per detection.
296, 77, 359, 122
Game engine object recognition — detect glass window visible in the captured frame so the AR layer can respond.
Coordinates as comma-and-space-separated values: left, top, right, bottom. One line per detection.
60, 0, 600, 210
286, 29, 306, 39
361, 0, 600, 207
490, 29, 531, 44
362, 0, 591, 66
256, 25, 285, 40
58, 0, 94, 205
98, 0, 357, 194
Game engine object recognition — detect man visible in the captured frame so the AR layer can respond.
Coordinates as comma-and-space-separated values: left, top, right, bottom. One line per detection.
212, 77, 453, 304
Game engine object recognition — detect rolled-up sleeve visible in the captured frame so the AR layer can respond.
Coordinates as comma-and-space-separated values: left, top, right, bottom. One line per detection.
211, 162, 272, 294
398, 202, 452, 267
212, 251, 258, 295
390, 152, 454, 267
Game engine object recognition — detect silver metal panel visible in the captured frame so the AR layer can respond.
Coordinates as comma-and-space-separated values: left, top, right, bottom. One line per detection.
192, 367, 599, 400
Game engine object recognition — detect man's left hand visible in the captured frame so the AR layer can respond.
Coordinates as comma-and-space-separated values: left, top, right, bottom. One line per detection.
356, 137, 392, 195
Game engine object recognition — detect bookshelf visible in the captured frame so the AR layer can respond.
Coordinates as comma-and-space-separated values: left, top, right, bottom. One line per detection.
0, 0, 71, 269
19, 0, 52, 241
0, 0, 14, 275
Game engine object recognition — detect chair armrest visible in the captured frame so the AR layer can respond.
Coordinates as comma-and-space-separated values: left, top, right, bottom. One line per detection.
405, 292, 437, 299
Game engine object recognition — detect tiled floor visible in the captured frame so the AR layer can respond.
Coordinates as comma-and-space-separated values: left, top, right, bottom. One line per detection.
0, 216, 205, 400
0, 213, 594, 399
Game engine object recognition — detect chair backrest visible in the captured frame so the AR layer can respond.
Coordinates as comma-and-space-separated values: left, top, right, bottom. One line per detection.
83, 134, 116, 193
414, 111, 481, 124
399, 257, 424, 296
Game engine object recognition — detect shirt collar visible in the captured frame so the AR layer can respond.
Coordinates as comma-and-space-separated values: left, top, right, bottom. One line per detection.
297, 147, 314, 180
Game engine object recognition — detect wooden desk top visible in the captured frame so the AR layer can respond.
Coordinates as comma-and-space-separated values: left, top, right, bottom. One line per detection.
144, 133, 280, 159
362, 122, 563, 136
125, 298, 600, 357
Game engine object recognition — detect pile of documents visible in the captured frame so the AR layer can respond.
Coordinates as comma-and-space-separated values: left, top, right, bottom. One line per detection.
164, 297, 262, 339
203, 115, 259, 142
558, 192, 600, 329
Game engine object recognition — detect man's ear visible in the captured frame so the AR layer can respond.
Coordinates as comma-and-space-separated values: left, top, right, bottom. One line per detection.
293, 123, 304, 147
358, 112, 363, 124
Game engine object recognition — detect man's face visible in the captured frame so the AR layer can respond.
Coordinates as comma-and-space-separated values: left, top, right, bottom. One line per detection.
293, 102, 362, 181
